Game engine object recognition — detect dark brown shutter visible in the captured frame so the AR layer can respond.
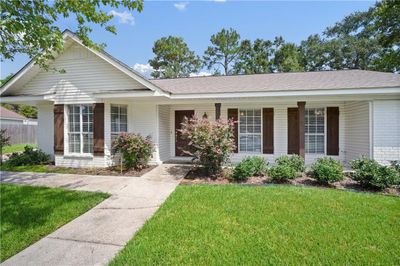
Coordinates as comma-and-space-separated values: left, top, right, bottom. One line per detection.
287, 108, 299, 155
93, 103, 105, 156
228, 108, 238, 153
54, 104, 64, 155
263, 108, 274, 154
327, 107, 339, 155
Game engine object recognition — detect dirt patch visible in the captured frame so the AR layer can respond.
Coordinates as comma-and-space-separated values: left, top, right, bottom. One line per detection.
182, 167, 400, 196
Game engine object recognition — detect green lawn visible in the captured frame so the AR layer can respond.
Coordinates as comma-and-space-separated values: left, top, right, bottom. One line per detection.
2, 144, 36, 154
0, 164, 68, 173
0, 184, 109, 262
111, 185, 400, 265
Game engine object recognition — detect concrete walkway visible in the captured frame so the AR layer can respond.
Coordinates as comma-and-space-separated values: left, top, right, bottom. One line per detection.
1, 164, 190, 266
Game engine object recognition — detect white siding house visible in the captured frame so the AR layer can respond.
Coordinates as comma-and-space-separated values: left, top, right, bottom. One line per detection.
1, 30, 400, 168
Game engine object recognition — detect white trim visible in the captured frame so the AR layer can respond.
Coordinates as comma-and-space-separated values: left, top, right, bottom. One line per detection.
94, 91, 158, 98
0, 95, 50, 103
169, 87, 400, 100
369, 101, 374, 159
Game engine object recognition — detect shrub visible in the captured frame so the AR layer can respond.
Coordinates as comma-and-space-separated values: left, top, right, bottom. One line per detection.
232, 156, 269, 181
180, 117, 236, 176
0, 129, 10, 164
275, 155, 305, 173
311, 157, 344, 184
390, 161, 400, 174
113, 133, 154, 170
351, 157, 400, 189
7, 146, 51, 166
269, 164, 297, 181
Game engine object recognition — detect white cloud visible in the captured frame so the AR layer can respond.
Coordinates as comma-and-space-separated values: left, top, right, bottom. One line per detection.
213, 0, 227, 2
190, 71, 212, 77
174, 2, 189, 11
132, 63, 154, 78
108, 10, 135, 25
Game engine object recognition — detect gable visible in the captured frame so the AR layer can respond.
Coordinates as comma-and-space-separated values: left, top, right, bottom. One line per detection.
9, 43, 151, 103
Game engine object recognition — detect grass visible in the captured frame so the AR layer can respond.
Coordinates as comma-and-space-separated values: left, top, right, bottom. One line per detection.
0, 184, 109, 262
2, 144, 36, 154
0, 164, 71, 174
111, 185, 400, 265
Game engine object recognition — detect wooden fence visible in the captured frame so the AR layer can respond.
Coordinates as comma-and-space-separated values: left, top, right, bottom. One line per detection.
1, 124, 37, 145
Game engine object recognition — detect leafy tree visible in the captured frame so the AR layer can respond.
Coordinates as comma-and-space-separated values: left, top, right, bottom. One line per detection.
374, 0, 400, 48
323, 0, 399, 72
273, 40, 303, 72
299, 34, 327, 71
203, 28, 241, 75
149, 36, 201, 79
1, 0, 143, 70
234, 39, 274, 74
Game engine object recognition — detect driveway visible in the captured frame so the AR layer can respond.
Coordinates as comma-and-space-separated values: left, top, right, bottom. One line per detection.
0, 164, 190, 266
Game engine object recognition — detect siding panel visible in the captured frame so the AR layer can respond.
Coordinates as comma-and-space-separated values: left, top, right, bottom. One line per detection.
343, 101, 370, 163
373, 100, 400, 165
14, 44, 148, 104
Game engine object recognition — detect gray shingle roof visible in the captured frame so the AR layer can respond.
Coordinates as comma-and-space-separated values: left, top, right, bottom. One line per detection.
151, 70, 400, 94
0, 106, 26, 120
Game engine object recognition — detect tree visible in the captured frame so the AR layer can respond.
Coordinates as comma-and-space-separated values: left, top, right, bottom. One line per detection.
149, 36, 201, 79
273, 40, 303, 72
203, 28, 241, 75
299, 34, 327, 71
1, 0, 143, 70
374, 0, 400, 48
233, 39, 274, 74
323, 0, 399, 72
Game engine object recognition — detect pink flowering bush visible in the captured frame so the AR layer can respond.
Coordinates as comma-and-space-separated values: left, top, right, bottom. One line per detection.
180, 117, 236, 176
113, 133, 154, 170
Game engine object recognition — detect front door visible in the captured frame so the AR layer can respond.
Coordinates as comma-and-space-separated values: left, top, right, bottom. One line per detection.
175, 110, 194, 156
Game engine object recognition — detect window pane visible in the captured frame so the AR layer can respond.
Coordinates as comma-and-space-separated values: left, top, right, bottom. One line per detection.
69, 133, 80, 153
305, 108, 325, 154
120, 123, 127, 132
111, 105, 128, 134
239, 108, 262, 153
83, 133, 93, 153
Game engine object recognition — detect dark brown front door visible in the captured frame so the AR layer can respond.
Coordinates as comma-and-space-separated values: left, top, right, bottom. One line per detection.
287, 108, 299, 155
175, 110, 194, 156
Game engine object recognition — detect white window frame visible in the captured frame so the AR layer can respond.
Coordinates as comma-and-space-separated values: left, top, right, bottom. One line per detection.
67, 104, 93, 155
305, 107, 326, 155
238, 108, 263, 154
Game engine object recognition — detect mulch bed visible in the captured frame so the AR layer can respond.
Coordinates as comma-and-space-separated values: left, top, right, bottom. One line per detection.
44, 164, 156, 177
182, 167, 400, 196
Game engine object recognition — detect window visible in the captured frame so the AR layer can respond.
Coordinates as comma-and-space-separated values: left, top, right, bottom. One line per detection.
111, 104, 128, 140
68, 105, 93, 154
305, 108, 325, 154
239, 109, 262, 153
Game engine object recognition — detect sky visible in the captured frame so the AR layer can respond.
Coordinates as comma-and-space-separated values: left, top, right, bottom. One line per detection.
1, 0, 375, 79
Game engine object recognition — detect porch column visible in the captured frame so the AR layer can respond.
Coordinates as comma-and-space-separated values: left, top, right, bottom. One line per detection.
215, 103, 221, 120
297, 101, 306, 158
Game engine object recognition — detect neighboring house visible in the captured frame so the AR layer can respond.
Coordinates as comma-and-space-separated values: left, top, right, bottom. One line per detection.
1, 30, 399, 167
0, 106, 37, 126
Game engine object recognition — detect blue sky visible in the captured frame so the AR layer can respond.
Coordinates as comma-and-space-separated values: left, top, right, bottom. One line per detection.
1, 0, 375, 79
